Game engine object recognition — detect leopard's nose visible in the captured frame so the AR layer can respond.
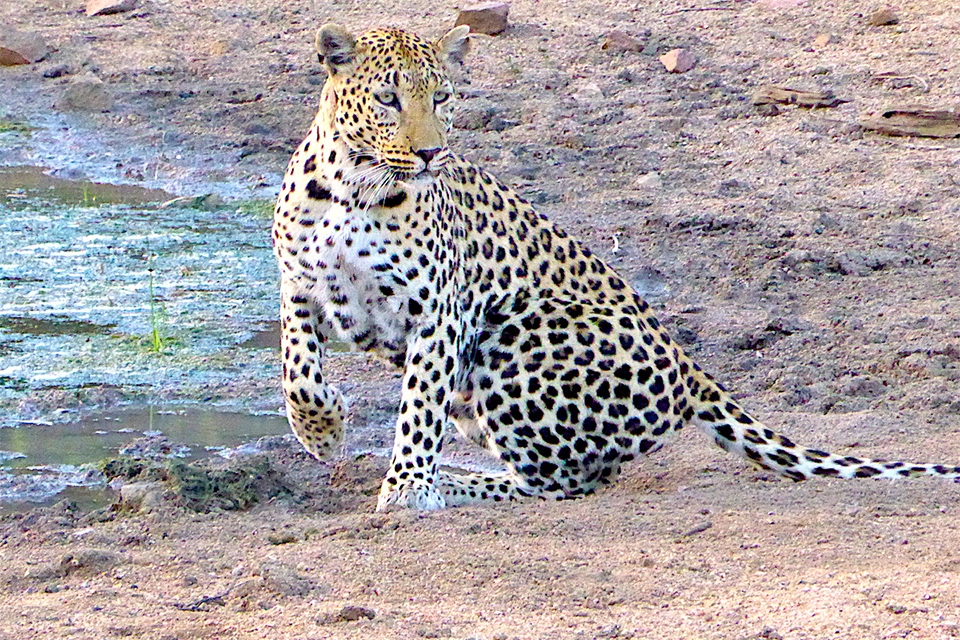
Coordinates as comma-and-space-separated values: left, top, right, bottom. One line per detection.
414, 148, 441, 165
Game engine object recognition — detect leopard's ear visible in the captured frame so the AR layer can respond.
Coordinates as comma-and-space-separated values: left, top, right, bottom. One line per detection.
316, 23, 357, 74
436, 25, 471, 67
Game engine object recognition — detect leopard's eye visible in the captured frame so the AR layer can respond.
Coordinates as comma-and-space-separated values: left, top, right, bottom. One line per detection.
374, 91, 401, 110
433, 91, 451, 106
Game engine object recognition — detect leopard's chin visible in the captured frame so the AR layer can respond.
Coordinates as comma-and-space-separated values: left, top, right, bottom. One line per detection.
399, 169, 438, 188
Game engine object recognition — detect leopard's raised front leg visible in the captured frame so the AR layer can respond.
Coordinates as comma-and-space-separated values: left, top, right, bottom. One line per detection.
280, 279, 347, 460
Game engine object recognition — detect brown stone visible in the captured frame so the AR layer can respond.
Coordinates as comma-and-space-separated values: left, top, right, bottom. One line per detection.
756, 103, 780, 117
601, 31, 643, 53
659, 49, 696, 74
860, 107, 960, 138
0, 29, 50, 66
86, 0, 137, 17
339, 606, 376, 621
454, 2, 509, 36
813, 33, 836, 47
868, 7, 899, 26
118, 481, 166, 512
752, 85, 847, 108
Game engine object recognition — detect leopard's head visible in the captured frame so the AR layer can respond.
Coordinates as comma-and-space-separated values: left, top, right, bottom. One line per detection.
316, 24, 471, 180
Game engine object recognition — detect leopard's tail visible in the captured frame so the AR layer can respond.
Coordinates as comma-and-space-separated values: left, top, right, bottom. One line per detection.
689, 370, 960, 482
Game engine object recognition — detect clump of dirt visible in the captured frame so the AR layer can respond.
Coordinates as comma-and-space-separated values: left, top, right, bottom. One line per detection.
165, 457, 292, 512
100, 453, 294, 512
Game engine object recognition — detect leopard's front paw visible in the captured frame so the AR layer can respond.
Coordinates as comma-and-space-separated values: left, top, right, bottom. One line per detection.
376, 477, 447, 511
285, 384, 347, 460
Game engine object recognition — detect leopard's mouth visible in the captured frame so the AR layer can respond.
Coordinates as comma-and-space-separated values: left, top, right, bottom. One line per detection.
394, 167, 439, 187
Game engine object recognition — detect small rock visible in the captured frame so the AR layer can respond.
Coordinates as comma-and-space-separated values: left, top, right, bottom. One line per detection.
59, 73, 114, 112
231, 577, 263, 599
659, 49, 696, 74
813, 33, 836, 47
260, 563, 312, 597
454, 2, 509, 36
731, 333, 769, 351
339, 605, 376, 621
119, 481, 166, 512
86, 0, 138, 17
267, 532, 298, 546
602, 31, 644, 53
60, 549, 121, 576
756, 103, 780, 117
572, 82, 603, 103
868, 7, 899, 26
0, 29, 50, 65
24, 564, 60, 581
680, 521, 713, 537
634, 172, 662, 190
43, 64, 71, 78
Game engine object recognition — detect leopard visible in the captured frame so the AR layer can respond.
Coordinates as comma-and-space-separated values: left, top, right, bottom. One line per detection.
272, 23, 960, 511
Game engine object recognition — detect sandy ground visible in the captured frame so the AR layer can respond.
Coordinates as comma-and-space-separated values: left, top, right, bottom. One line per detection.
2, 0, 960, 638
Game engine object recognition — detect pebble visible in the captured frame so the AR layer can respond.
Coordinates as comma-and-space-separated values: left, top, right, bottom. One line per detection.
868, 7, 899, 26
659, 49, 696, 74
119, 481, 166, 512
59, 549, 122, 576
339, 606, 376, 621
813, 33, 836, 47
86, 0, 138, 17
59, 73, 114, 112
454, 2, 509, 36
267, 532, 298, 545
0, 29, 50, 66
634, 172, 662, 190
231, 577, 263, 598
43, 64, 72, 78
601, 31, 644, 53
571, 82, 603, 103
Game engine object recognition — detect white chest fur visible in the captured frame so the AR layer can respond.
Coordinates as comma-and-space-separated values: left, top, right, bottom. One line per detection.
307, 201, 411, 358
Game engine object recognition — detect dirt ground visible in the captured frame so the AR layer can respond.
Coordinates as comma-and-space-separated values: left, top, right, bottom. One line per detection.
2, 0, 960, 638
